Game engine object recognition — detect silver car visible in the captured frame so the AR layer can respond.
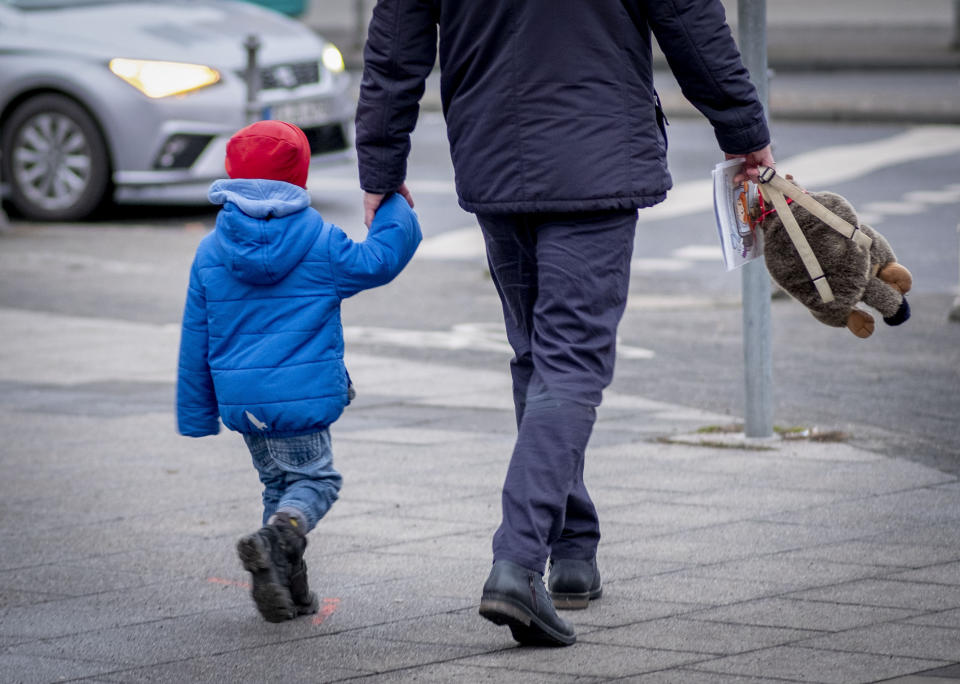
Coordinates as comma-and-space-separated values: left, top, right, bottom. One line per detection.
0, 0, 353, 221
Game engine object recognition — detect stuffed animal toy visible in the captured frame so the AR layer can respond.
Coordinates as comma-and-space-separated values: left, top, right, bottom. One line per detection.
754, 167, 911, 338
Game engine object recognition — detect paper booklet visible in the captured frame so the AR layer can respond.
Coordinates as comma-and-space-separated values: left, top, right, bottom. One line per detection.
712, 158, 762, 271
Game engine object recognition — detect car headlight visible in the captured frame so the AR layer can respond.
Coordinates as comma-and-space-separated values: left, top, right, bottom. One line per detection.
109, 58, 221, 98
322, 45, 344, 74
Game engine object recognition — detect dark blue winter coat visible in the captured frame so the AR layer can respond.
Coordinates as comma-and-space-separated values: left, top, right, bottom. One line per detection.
356, 0, 770, 214
176, 180, 421, 438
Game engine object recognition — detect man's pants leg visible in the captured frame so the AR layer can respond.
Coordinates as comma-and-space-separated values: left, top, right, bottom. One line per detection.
477, 209, 637, 573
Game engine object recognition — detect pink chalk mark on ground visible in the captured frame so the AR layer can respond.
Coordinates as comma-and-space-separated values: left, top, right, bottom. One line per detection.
207, 577, 339, 626
313, 597, 341, 626
207, 577, 251, 589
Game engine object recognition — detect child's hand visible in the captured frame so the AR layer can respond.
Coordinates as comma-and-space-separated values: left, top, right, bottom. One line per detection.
364, 183, 415, 227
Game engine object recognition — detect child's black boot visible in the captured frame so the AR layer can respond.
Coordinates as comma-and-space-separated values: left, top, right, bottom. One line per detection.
236, 522, 296, 622
271, 512, 319, 616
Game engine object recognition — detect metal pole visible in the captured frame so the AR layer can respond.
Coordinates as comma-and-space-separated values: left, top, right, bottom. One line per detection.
953, 0, 960, 50
950, 223, 960, 322
738, 0, 774, 438
354, 0, 367, 51
244, 34, 262, 125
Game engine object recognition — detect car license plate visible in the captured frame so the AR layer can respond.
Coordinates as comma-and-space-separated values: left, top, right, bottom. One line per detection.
266, 100, 330, 127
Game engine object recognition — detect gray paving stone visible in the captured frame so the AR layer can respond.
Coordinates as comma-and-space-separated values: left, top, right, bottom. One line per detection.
588, 464, 744, 494
95, 636, 469, 682
459, 642, 709, 679
319, 511, 485, 546
590, 485, 685, 507
580, 616, 818, 655
599, 500, 751, 529
887, 562, 960, 585
588, 554, 688, 584
604, 520, 861, 566
0, 578, 249, 640
0, 587, 70, 610
3, 608, 282, 667
611, 572, 793, 606
349, 607, 506, 648
99, 661, 364, 683
787, 578, 960, 611
594, 520, 687, 544
0, 562, 171, 598
309, 549, 483, 588
616, 670, 807, 683
571, 593, 707, 630
773, 542, 960, 569
672, 556, 891, 590
797, 622, 960, 661
377, 532, 492, 561
864, 524, 960, 547
675, 485, 847, 514
687, 597, 920, 632
284, 576, 477, 630
904, 609, 960, 629
764, 490, 960, 535
0, 653, 121, 683
351, 662, 606, 683
392, 493, 500, 525
691, 645, 948, 684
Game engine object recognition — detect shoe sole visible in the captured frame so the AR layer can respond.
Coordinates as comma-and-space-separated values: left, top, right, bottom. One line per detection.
295, 592, 320, 616
237, 535, 296, 623
479, 596, 576, 647
549, 586, 603, 610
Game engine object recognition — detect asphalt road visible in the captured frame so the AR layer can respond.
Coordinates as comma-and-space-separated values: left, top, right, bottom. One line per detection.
2, 116, 958, 470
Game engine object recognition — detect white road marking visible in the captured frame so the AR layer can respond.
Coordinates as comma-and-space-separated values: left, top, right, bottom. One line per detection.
903, 188, 960, 204
630, 258, 693, 272
0, 250, 158, 275
345, 322, 655, 360
416, 226, 485, 260
671, 245, 723, 261
861, 201, 926, 215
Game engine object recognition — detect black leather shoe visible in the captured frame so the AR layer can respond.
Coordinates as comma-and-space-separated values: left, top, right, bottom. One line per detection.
479, 560, 576, 646
547, 557, 602, 610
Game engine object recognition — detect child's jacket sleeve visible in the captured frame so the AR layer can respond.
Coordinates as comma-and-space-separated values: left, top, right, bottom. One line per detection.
328, 193, 422, 298
176, 258, 220, 437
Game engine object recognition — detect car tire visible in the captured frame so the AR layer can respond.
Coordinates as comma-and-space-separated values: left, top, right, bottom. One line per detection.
2, 94, 111, 221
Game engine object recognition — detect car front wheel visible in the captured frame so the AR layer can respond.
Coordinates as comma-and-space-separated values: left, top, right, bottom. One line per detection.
2, 94, 111, 221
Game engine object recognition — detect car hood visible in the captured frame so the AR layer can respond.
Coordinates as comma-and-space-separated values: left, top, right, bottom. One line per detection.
10, 0, 326, 68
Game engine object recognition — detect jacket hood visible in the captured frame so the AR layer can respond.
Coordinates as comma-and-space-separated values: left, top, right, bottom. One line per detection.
209, 178, 318, 285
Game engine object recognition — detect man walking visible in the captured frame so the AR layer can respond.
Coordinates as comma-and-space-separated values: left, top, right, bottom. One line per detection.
356, 0, 774, 646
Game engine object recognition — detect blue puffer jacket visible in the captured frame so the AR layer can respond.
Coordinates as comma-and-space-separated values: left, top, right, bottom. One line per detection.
176, 180, 421, 438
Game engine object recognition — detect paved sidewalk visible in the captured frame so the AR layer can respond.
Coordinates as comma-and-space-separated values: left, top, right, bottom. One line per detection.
0, 304, 959, 683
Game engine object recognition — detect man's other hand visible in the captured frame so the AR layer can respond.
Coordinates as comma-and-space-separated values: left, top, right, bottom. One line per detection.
726, 145, 775, 184
363, 183, 414, 227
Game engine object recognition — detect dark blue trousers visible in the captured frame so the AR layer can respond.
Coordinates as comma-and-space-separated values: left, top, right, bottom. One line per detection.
477, 209, 637, 574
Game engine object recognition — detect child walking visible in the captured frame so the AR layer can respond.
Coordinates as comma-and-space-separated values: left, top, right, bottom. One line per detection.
176, 120, 421, 622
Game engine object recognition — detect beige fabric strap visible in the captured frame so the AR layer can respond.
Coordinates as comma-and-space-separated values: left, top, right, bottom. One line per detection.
759, 183, 835, 304
760, 168, 873, 250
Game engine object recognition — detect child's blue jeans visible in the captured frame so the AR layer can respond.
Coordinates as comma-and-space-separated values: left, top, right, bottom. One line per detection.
242, 429, 342, 533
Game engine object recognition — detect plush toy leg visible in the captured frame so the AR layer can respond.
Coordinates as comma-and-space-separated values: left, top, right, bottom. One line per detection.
877, 263, 912, 294
847, 309, 875, 338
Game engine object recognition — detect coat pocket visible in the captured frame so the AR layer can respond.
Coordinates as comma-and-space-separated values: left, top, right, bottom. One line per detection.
654, 91, 669, 152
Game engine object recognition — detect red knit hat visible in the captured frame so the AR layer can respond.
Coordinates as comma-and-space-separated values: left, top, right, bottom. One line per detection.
225, 120, 311, 188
